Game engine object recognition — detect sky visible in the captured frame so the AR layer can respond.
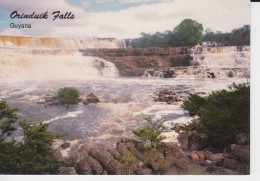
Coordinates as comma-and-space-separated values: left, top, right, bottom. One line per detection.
0, 0, 250, 39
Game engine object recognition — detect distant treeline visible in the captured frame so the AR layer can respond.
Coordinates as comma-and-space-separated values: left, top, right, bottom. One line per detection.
130, 19, 250, 48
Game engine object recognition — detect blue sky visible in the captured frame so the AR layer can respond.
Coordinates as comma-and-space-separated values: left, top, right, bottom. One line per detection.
0, 0, 250, 38
66, 0, 156, 12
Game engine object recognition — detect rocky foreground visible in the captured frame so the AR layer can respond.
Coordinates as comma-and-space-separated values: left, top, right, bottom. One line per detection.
54, 132, 249, 175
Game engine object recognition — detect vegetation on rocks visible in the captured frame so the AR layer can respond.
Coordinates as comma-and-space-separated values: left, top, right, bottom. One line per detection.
0, 100, 61, 174
131, 115, 167, 148
182, 83, 250, 150
57, 87, 80, 105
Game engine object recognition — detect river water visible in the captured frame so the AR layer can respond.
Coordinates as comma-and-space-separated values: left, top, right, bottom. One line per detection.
0, 37, 250, 147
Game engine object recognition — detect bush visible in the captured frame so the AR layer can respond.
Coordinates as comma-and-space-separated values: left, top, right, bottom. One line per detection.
121, 150, 137, 175
57, 87, 80, 105
131, 115, 167, 148
182, 83, 250, 150
0, 100, 61, 174
182, 93, 206, 116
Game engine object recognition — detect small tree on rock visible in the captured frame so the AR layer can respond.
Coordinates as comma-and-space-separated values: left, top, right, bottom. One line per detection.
131, 115, 167, 148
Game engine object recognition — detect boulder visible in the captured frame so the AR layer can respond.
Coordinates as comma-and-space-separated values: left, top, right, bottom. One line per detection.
61, 142, 71, 150
86, 156, 103, 175
116, 143, 129, 157
147, 160, 159, 171
189, 153, 199, 161
89, 148, 121, 174
222, 158, 245, 172
86, 93, 99, 104
58, 167, 78, 175
207, 153, 224, 163
75, 156, 92, 174
107, 148, 122, 161
53, 148, 63, 160
228, 144, 250, 164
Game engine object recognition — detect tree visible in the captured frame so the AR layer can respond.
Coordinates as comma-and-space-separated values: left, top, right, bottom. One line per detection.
172, 19, 203, 46
182, 83, 250, 150
57, 87, 80, 105
0, 100, 61, 174
131, 115, 167, 148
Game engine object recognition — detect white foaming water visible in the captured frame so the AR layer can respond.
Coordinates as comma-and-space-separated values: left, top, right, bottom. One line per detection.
0, 36, 126, 50
0, 49, 119, 80
190, 45, 250, 68
0, 36, 123, 80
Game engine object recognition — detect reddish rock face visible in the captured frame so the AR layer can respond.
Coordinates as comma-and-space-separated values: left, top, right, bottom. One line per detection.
80, 47, 192, 76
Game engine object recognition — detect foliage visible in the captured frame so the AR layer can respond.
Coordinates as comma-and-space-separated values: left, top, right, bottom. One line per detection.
203, 25, 250, 46
121, 150, 137, 175
131, 19, 203, 48
182, 93, 206, 116
182, 83, 250, 150
122, 150, 137, 167
131, 115, 167, 148
0, 100, 61, 174
131, 19, 250, 48
143, 147, 157, 164
171, 19, 203, 47
156, 160, 171, 175
57, 87, 80, 105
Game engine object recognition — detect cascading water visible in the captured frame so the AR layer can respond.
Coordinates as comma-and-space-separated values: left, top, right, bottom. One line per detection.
190, 44, 250, 68
143, 42, 250, 78
0, 36, 122, 80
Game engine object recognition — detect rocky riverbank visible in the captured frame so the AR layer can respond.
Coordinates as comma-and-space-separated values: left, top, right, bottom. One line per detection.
55, 135, 249, 175
80, 47, 192, 76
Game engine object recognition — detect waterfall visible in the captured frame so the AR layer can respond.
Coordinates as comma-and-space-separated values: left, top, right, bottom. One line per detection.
190, 44, 250, 68
0, 36, 126, 49
0, 36, 122, 80
143, 42, 250, 79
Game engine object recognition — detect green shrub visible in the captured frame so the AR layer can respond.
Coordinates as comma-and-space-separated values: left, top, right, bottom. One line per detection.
182, 83, 250, 150
182, 93, 206, 116
121, 150, 137, 175
0, 100, 61, 174
57, 87, 80, 105
156, 160, 171, 175
131, 115, 167, 148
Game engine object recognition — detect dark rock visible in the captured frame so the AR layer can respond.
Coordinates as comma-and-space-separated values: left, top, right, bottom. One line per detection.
222, 158, 245, 172
207, 153, 224, 163
86, 156, 103, 174
189, 153, 199, 161
75, 156, 92, 174
89, 148, 121, 175
170, 157, 207, 174
235, 133, 250, 145
116, 143, 129, 157
157, 142, 179, 157
211, 166, 240, 175
58, 167, 78, 175
107, 148, 122, 161
147, 160, 159, 171
83, 99, 89, 105
228, 144, 250, 164
61, 142, 71, 150
142, 166, 153, 175
53, 149, 63, 160
66, 104, 74, 109
86, 93, 99, 104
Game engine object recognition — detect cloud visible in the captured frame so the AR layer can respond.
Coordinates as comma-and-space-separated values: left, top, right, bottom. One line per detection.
0, 0, 250, 39
96, 0, 115, 3
82, 1, 91, 8
119, 0, 171, 3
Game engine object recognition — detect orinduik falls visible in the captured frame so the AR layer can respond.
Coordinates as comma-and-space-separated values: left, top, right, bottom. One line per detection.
0, 34, 250, 175
0, 0, 251, 176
